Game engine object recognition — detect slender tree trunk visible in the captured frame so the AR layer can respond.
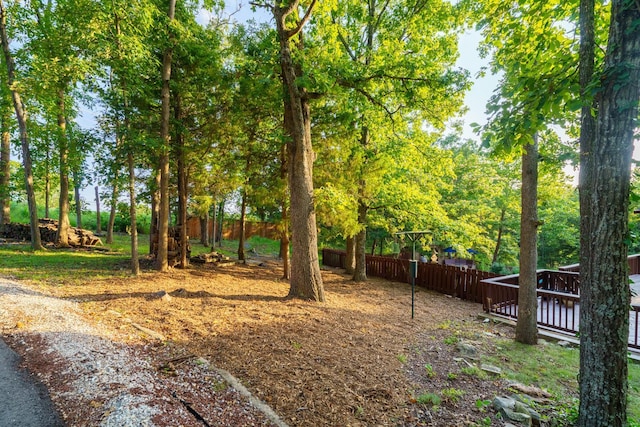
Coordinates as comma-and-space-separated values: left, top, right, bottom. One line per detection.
73, 173, 82, 229
175, 93, 188, 269
156, 0, 176, 272
492, 207, 506, 265
0, 1, 41, 250
0, 111, 9, 226
44, 148, 50, 218
280, 202, 290, 279
214, 200, 218, 249
279, 142, 290, 280
150, 175, 159, 255
275, 2, 324, 301
578, 0, 639, 425
127, 149, 139, 275
238, 190, 247, 262
106, 180, 118, 244
56, 89, 71, 247
353, 202, 367, 282
515, 135, 538, 345
200, 213, 208, 246
217, 200, 224, 247
345, 236, 355, 274
95, 186, 102, 234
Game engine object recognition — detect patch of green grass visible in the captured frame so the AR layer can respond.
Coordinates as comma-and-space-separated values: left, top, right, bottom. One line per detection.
441, 387, 465, 403
484, 339, 640, 423
424, 364, 436, 378
447, 372, 457, 380
0, 243, 130, 286
397, 354, 408, 364
443, 335, 459, 345
462, 366, 488, 379
416, 392, 441, 407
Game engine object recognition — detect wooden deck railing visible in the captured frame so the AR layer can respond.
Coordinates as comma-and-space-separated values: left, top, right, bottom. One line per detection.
321, 249, 498, 304
481, 270, 639, 350
559, 254, 640, 275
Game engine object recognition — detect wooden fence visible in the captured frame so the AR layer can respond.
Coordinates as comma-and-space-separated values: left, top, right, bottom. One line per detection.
321, 249, 498, 304
186, 218, 279, 241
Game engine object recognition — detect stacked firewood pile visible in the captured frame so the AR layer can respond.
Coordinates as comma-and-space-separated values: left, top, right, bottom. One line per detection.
190, 250, 234, 266
0, 218, 103, 246
151, 225, 191, 266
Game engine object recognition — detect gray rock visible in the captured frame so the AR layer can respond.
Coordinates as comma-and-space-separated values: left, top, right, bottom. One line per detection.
456, 342, 478, 358
557, 340, 572, 347
493, 395, 516, 411
480, 363, 502, 375
499, 407, 532, 426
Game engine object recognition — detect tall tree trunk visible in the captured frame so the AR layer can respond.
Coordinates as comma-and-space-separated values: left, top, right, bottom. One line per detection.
353, 202, 367, 282
0, 110, 9, 226
106, 179, 118, 244
95, 186, 102, 234
73, 172, 82, 229
0, 1, 41, 250
515, 135, 538, 345
578, 0, 639, 425
200, 213, 208, 246
44, 148, 50, 218
492, 207, 506, 265
175, 93, 188, 269
280, 201, 290, 279
127, 149, 139, 275
216, 200, 224, 247
56, 89, 71, 247
150, 176, 159, 255
274, 1, 324, 301
345, 236, 355, 274
279, 142, 290, 280
209, 200, 218, 249
156, 0, 176, 272
238, 190, 247, 262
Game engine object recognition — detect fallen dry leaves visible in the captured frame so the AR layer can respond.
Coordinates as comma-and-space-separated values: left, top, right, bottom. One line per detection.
22, 257, 511, 426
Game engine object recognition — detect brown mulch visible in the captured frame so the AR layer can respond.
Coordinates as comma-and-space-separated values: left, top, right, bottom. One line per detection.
31, 257, 515, 426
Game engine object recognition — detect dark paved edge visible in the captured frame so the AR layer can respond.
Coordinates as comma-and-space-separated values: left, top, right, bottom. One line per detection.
0, 337, 65, 427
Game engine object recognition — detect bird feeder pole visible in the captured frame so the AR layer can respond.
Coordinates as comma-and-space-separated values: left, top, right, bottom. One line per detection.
394, 231, 430, 319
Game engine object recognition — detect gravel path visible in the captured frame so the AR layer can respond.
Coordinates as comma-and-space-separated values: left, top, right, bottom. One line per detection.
0, 278, 279, 427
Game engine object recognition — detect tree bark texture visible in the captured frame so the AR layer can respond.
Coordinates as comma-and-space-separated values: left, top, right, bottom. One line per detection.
0, 112, 9, 226
106, 179, 119, 244
345, 236, 356, 274
578, 0, 640, 425
95, 186, 102, 234
515, 135, 538, 345
353, 202, 368, 282
279, 143, 290, 280
175, 93, 188, 269
44, 149, 50, 218
156, 0, 176, 272
275, 1, 324, 302
56, 89, 71, 247
0, 0, 41, 249
74, 179, 82, 229
128, 149, 140, 275
353, 125, 370, 282
238, 190, 247, 262
492, 208, 506, 265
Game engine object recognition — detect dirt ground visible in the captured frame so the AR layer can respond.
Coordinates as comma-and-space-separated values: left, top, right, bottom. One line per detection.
33, 256, 517, 426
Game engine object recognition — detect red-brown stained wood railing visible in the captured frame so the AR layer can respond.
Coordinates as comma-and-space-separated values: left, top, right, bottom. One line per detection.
322, 249, 640, 350
321, 249, 497, 304
560, 254, 640, 275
